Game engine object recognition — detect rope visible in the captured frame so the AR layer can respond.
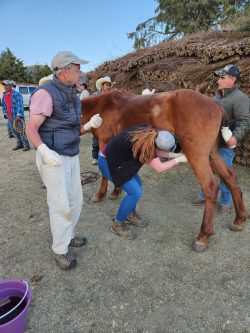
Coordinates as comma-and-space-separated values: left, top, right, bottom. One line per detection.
0, 133, 9, 144
81, 171, 100, 185
12, 118, 28, 141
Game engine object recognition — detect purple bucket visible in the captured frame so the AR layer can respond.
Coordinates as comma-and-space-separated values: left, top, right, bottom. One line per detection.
0, 280, 31, 333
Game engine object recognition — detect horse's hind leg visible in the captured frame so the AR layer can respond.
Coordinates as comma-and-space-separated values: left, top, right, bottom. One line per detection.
210, 151, 249, 230
92, 176, 108, 202
186, 154, 219, 252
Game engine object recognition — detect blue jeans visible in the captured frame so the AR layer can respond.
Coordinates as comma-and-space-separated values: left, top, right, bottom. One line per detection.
7, 121, 13, 136
92, 136, 99, 159
98, 155, 142, 221
199, 147, 235, 208
9, 118, 30, 148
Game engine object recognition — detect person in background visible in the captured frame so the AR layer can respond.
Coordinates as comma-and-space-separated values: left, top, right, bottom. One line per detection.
91, 76, 114, 165
193, 64, 250, 214
26, 51, 102, 270
38, 74, 53, 86
1, 80, 30, 150
98, 125, 187, 239
78, 80, 90, 99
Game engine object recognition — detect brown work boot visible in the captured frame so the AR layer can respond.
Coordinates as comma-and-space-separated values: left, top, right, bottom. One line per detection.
53, 253, 77, 270
193, 197, 206, 206
69, 236, 87, 247
111, 220, 134, 239
126, 211, 148, 227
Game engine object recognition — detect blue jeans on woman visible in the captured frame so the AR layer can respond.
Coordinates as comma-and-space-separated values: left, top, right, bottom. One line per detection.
98, 155, 142, 221
198, 147, 235, 208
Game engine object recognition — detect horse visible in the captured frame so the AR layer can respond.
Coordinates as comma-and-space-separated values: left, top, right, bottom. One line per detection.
81, 89, 249, 252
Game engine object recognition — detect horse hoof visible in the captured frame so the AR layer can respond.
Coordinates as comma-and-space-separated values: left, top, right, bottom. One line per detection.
228, 223, 244, 232
92, 194, 103, 203
192, 241, 208, 253
109, 193, 119, 200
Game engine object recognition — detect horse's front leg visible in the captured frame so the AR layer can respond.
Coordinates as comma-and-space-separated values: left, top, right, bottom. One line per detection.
92, 175, 108, 202
109, 187, 122, 200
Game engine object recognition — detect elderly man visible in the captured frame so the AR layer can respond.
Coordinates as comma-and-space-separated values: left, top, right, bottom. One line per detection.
26, 51, 102, 270
1, 80, 30, 149
193, 64, 250, 214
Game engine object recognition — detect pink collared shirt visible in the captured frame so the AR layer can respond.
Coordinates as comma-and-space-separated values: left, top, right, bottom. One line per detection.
30, 89, 53, 117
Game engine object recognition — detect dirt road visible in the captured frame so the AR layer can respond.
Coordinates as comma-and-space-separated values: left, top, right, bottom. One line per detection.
0, 119, 250, 333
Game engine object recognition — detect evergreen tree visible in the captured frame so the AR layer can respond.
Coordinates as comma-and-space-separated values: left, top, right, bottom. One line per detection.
0, 48, 28, 82
28, 64, 53, 83
128, 0, 250, 49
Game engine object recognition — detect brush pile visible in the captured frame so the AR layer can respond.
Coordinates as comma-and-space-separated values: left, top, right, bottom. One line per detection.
88, 30, 250, 165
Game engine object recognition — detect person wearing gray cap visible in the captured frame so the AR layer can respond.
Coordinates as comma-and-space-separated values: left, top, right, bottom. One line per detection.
26, 51, 103, 270
98, 125, 187, 239
193, 64, 250, 214
1, 80, 30, 149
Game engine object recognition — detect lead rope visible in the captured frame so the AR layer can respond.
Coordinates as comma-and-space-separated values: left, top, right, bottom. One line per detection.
81, 171, 100, 185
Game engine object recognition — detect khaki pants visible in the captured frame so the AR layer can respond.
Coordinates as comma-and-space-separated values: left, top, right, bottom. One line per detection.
36, 152, 83, 254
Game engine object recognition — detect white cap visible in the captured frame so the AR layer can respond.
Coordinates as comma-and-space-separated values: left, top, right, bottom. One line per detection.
142, 88, 155, 95
2, 80, 12, 86
155, 131, 175, 151
51, 51, 89, 71
39, 74, 54, 86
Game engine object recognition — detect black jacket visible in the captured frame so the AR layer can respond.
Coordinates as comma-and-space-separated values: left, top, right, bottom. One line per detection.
106, 126, 145, 187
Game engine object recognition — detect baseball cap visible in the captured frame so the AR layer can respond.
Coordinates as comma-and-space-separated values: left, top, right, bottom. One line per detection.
2, 80, 12, 86
214, 64, 240, 78
155, 131, 175, 151
51, 51, 89, 71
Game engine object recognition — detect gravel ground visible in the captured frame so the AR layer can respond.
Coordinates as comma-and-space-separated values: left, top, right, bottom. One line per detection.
0, 118, 250, 333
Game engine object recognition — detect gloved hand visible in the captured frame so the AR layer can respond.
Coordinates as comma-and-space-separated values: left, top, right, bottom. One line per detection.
4, 115, 8, 119
83, 114, 102, 131
168, 152, 183, 158
221, 127, 236, 148
37, 143, 61, 167
175, 154, 188, 164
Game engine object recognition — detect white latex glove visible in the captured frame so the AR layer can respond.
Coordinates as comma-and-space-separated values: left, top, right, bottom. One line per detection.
83, 114, 102, 131
168, 152, 183, 158
37, 143, 61, 167
175, 154, 188, 164
221, 127, 236, 148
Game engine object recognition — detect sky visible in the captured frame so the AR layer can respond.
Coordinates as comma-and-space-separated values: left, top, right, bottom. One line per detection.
1, 0, 157, 72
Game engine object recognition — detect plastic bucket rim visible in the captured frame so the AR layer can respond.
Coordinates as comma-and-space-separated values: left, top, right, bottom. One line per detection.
0, 280, 29, 321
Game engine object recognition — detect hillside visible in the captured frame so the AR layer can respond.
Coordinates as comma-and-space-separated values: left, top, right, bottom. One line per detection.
89, 30, 250, 165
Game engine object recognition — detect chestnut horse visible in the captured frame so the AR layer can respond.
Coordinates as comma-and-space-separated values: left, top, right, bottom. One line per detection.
81, 89, 249, 252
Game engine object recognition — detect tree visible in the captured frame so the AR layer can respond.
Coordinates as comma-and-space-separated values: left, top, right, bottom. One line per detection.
27, 64, 53, 83
128, 0, 250, 49
0, 48, 28, 82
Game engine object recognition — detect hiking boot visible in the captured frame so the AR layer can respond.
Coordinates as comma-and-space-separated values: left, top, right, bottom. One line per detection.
111, 220, 134, 239
69, 236, 87, 247
92, 159, 98, 165
53, 253, 77, 270
23, 146, 30, 151
127, 211, 148, 227
12, 145, 24, 151
193, 197, 206, 206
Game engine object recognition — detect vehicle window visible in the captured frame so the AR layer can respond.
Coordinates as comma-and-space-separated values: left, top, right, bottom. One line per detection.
19, 87, 29, 95
29, 87, 37, 94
